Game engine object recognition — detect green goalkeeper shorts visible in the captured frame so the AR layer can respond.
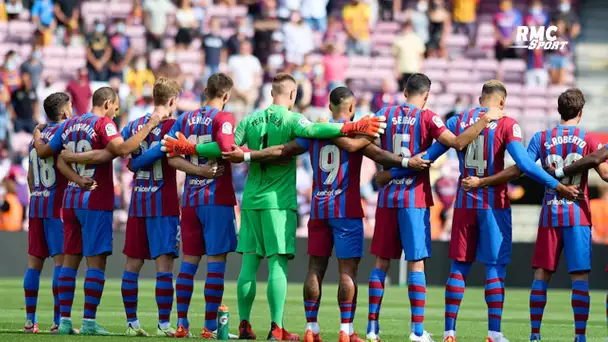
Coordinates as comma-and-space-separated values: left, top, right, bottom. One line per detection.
237, 209, 297, 259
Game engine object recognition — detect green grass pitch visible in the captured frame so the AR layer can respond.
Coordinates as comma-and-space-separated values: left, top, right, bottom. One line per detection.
0, 278, 605, 341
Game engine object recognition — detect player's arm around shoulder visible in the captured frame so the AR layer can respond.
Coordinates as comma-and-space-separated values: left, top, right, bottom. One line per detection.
331, 135, 374, 153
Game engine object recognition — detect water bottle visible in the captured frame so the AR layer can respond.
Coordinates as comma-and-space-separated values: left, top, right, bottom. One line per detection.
217, 304, 230, 340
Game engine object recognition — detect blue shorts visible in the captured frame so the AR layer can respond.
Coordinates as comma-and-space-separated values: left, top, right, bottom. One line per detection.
124, 216, 180, 260
450, 208, 512, 265
533, 225, 591, 273
181, 205, 237, 256
398, 208, 432, 261
63, 209, 113, 257
28, 218, 64, 258
308, 218, 364, 259
549, 54, 568, 69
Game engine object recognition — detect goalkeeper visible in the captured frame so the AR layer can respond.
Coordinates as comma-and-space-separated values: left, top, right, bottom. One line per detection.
162, 73, 386, 341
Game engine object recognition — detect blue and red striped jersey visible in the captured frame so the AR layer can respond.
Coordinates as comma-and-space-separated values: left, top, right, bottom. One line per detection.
296, 120, 363, 219
448, 107, 523, 209
375, 104, 447, 208
48, 112, 121, 210
122, 115, 180, 217
169, 106, 236, 207
528, 126, 600, 228
28, 122, 67, 218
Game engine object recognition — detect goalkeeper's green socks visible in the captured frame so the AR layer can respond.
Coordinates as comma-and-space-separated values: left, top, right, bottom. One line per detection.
267, 255, 289, 327
236, 254, 261, 322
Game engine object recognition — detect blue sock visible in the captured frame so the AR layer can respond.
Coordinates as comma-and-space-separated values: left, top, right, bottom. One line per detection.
529, 279, 548, 340
444, 261, 472, 332
83, 268, 105, 320
204, 261, 226, 331
572, 280, 589, 341
52, 265, 61, 325
24, 268, 41, 323
156, 272, 174, 325
121, 271, 139, 324
485, 264, 506, 333
367, 268, 386, 335
408, 271, 426, 336
176, 262, 198, 328
58, 267, 77, 319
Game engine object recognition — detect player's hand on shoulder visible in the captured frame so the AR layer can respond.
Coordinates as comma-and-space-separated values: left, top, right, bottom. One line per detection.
221, 144, 245, 163
462, 176, 482, 191
408, 152, 431, 171
60, 147, 77, 163
555, 183, 579, 202
484, 107, 506, 122
375, 170, 393, 187
33, 124, 47, 140
150, 110, 171, 125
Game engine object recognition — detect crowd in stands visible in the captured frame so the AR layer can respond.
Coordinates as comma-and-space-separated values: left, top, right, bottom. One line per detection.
1, 0, 601, 242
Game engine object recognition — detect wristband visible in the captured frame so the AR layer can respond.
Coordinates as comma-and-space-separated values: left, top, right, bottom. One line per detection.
555, 167, 565, 178
244, 152, 251, 162
401, 157, 410, 168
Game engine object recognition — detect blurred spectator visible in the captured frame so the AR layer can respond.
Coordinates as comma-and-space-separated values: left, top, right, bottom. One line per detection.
266, 32, 286, 79
552, 0, 579, 40
524, 0, 549, 87
227, 40, 261, 119
0, 83, 8, 142
86, 20, 111, 81
342, 0, 371, 56
143, 0, 176, 50
6, 0, 24, 20
175, 0, 197, 49
445, 96, 465, 120
226, 16, 250, 56
11, 71, 39, 133
322, 43, 348, 90
128, 0, 144, 26
109, 18, 133, 79
548, 18, 570, 85
37, 75, 63, 120
371, 79, 399, 113
427, 0, 450, 58
293, 65, 312, 111
310, 63, 327, 108
283, 11, 314, 66
590, 185, 608, 244
20, 45, 44, 89
54, 0, 79, 45
126, 55, 155, 99
128, 85, 154, 121
451, 0, 477, 46
155, 48, 182, 81
202, 17, 225, 81
66, 67, 92, 115
300, 0, 328, 33
408, 0, 430, 44
323, 16, 342, 44
379, 0, 399, 21
493, 0, 522, 62
354, 92, 373, 119
177, 74, 201, 113
393, 22, 425, 91
0, 177, 23, 231
253, 0, 281, 66
31, 0, 56, 46
1, 50, 22, 93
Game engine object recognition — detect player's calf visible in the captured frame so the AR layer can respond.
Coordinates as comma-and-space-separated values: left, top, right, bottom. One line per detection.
485, 264, 507, 342
367, 257, 390, 341
530, 268, 552, 341
444, 261, 472, 339
23, 255, 44, 331
571, 273, 590, 342
204, 255, 228, 335
303, 255, 329, 339
175, 255, 201, 335
407, 260, 428, 339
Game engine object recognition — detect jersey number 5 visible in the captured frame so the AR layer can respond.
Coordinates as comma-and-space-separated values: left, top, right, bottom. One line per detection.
320, 145, 340, 185
393, 134, 412, 158
465, 136, 487, 176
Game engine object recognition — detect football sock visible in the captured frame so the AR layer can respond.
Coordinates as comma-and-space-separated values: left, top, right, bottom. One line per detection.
267, 255, 288, 328
121, 270, 139, 325
304, 300, 320, 333
444, 261, 472, 333
367, 267, 386, 335
156, 272, 173, 328
204, 261, 226, 331
52, 265, 61, 325
485, 264, 506, 333
339, 301, 354, 334
408, 271, 426, 337
237, 254, 261, 322
24, 268, 41, 324
176, 261, 198, 329
58, 267, 77, 320
529, 279, 548, 339
572, 280, 590, 341
83, 268, 105, 320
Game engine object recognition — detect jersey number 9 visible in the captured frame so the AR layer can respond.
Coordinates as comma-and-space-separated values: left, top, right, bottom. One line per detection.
320, 145, 340, 185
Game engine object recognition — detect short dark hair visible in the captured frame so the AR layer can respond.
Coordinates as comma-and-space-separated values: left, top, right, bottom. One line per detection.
329, 86, 354, 106
558, 88, 585, 121
206, 73, 234, 99
405, 73, 432, 95
481, 80, 507, 100
43, 92, 70, 122
92, 87, 117, 107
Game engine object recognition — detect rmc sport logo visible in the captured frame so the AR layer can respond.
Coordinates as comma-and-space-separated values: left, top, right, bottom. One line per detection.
513, 26, 568, 50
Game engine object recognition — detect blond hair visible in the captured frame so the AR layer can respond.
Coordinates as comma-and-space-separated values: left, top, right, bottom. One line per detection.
481, 80, 507, 100
153, 77, 182, 106
271, 72, 297, 95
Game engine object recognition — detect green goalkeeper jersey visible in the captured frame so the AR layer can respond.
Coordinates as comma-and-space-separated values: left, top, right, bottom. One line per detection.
194, 104, 346, 210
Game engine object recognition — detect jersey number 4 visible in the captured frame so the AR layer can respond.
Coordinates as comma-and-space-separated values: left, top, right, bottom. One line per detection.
465, 136, 488, 176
